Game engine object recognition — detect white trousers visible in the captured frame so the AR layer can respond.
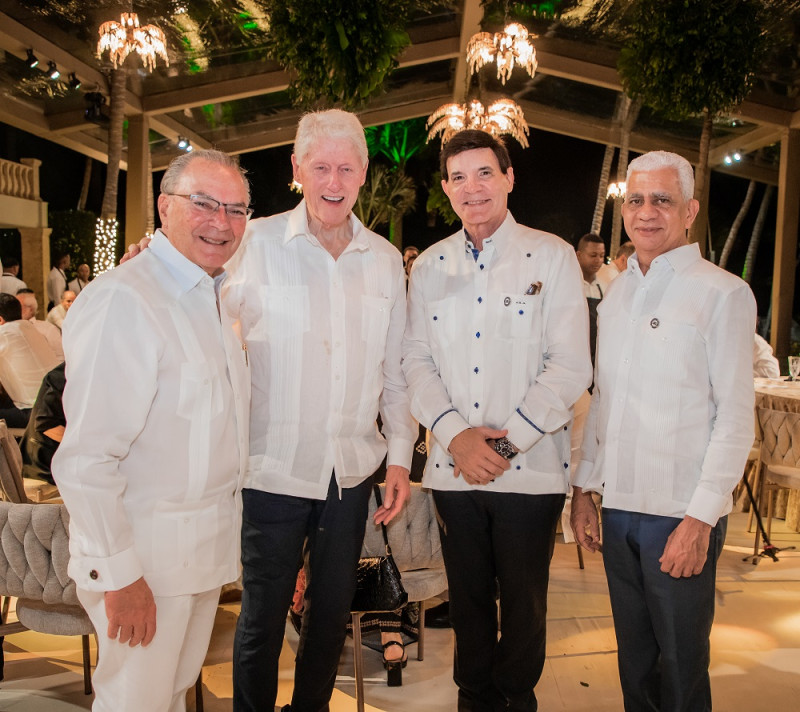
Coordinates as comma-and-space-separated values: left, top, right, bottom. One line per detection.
78, 586, 221, 712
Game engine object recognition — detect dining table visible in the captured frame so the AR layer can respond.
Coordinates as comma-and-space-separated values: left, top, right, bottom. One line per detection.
753, 377, 800, 532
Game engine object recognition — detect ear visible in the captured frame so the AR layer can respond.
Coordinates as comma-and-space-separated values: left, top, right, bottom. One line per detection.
157, 193, 170, 229
505, 166, 515, 192
358, 160, 368, 188
684, 198, 700, 229
291, 153, 300, 182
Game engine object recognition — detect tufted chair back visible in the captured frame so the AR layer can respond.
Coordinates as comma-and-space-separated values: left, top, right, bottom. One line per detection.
0, 500, 94, 693
757, 408, 800, 473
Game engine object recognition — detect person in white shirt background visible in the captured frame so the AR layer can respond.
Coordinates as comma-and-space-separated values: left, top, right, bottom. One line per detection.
68, 262, 91, 294
46, 289, 75, 330
53, 149, 251, 712
0, 256, 27, 295
596, 240, 635, 286
223, 109, 415, 712
403, 129, 591, 712
571, 151, 755, 712
47, 252, 70, 310
15, 289, 63, 361
753, 331, 780, 378
576, 232, 606, 299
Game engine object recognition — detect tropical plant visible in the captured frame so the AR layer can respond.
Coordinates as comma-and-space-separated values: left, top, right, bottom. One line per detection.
353, 164, 417, 235
426, 172, 460, 227
618, 0, 788, 250
49, 209, 97, 274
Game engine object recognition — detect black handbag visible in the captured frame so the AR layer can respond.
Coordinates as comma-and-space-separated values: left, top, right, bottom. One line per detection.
350, 485, 408, 613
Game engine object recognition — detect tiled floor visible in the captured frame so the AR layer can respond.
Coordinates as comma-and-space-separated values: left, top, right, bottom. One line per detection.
2, 511, 799, 711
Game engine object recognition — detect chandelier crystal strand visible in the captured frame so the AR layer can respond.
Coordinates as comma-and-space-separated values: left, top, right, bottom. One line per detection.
98, 12, 168, 71
466, 22, 537, 85
426, 98, 529, 148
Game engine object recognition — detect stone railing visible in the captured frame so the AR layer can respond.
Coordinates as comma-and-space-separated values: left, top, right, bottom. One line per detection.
0, 157, 41, 201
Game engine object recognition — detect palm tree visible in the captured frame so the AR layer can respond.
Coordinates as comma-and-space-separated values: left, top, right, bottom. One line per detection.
718, 180, 757, 270
353, 164, 417, 234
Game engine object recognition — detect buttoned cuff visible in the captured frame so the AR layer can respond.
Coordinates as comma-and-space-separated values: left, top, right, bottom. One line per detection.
685, 486, 729, 527
386, 437, 415, 472
573, 460, 602, 491
67, 546, 144, 593
432, 410, 471, 452
503, 410, 546, 453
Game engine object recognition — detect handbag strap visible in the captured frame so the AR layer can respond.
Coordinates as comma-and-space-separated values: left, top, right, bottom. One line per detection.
373, 484, 392, 553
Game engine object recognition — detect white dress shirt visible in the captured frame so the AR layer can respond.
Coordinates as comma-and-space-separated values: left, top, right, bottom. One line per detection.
0, 319, 61, 408
753, 334, 780, 378
583, 278, 604, 299
47, 266, 67, 306
403, 212, 592, 494
29, 318, 64, 362
596, 261, 620, 287
53, 231, 250, 596
0, 274, 26, 295
223, 201, 416, 500
46, 303, 67, 330
68, 277, 89, 294
575, 243, 756, 525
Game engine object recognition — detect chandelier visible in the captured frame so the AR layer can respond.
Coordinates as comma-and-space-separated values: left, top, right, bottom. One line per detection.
607, 182, 626, 199
466, 22, 537, 85
426, 98, 530, 148
97, 13, 169, 72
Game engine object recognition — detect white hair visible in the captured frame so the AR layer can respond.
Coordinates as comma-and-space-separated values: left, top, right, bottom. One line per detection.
293, 109, 368, 166
627, 151, 695, 201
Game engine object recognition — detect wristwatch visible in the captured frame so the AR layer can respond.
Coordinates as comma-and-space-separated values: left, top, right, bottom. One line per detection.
491, 436, 518, 460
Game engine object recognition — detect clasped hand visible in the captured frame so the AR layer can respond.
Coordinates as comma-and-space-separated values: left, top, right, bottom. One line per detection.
448, 427, 511, 485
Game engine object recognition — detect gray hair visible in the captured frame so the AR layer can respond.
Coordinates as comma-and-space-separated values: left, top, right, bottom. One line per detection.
293, 109, 368, 167
616, 241, 636, 259
160, 149, 250, 203
627, 151, 695, 202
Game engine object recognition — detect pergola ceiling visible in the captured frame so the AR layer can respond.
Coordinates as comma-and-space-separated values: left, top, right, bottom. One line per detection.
0, 0, 798, 183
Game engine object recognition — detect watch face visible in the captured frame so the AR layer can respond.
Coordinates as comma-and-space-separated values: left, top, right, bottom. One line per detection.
492, 437, 517, 460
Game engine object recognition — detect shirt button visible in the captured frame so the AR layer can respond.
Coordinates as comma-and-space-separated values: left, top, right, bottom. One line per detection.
474, 402, 479, 408
474, 367, 479, 373
479, 264, 485, 270
89, 570, 99, 580
433, 315, 438, 320
435, 463, 440, 468
477, 297, 482, 303
476, 332, 481, 338
439, 255, 445, 260
518, 310, 524, 315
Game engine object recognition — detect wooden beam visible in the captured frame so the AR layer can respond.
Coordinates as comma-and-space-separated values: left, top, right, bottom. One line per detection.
708, 125, 782, 165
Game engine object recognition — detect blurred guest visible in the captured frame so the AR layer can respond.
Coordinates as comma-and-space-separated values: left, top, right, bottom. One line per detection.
46, 290, 76, 331
576, 232, 606, 299
1, 257, 27, 294
47, 253, 70, 310
402, 245, 419, 277
753, 333, 780, 378
21, 362, 65, 485
597, 240, 635, 286
16, 289, 63, 361
0, 293, 61, 428
52, 149, 250, 712
68, 263, 91, 294
572, 151, 755, 712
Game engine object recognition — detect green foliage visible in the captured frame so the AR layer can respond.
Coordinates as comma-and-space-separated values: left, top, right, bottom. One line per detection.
618, 0, 777, 120
353, 165, 417, 235
49, 210, 97, 275
425, 172, 459, 227
262, 1, 439, 108
364, 119, 429, 168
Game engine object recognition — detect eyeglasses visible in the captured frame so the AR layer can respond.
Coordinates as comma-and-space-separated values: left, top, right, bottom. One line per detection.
167, 193, 254, 220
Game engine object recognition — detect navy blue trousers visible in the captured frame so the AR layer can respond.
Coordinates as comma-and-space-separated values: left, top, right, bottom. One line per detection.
602, 509, 727, 712
433, 489, 565, 712
233, 474, 373, 712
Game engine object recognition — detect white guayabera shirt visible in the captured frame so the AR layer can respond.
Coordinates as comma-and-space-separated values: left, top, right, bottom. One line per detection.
223, 201, 416, 500
575, 243, 756, 525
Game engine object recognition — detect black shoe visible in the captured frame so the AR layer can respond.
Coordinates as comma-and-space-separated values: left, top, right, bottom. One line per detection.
424, 601, 451, 628
383, 640, 407, 686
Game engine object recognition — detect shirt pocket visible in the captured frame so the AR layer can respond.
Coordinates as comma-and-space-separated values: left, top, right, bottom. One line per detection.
424, 297, 458, 347
247, 285, 309, 342
176, 362, 218, 420
361, 295, 392, 345
495, 293, 541, 340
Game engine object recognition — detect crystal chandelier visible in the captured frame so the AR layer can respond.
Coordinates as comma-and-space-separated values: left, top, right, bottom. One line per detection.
607, 182, 626, 199
97, 12, 169, 72
466, 22, 537, 85
426, 98, 530, 148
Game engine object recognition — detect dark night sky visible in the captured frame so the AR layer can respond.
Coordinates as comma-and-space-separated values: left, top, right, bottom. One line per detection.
0, 120, 780, 318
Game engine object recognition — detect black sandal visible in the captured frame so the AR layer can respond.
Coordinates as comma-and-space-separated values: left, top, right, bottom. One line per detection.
382, 640, 408, 686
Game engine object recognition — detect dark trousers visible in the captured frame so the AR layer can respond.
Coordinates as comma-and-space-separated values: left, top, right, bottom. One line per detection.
433, 489, 565, 712
602, 509, 727, 712
233, 473, 373, 712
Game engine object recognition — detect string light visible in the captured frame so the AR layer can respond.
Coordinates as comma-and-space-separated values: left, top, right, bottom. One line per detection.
94, 217, 118, 275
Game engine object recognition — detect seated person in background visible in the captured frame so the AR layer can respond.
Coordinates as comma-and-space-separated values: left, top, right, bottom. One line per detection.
16, 289, 64, 361
0, 293, 61, 428
46, 290, 76, 331
1, 257, 27, 295
68, 263, 91, 295
753, 332, 780, 378
596, 240, 635, 286
21, 362, 66, 485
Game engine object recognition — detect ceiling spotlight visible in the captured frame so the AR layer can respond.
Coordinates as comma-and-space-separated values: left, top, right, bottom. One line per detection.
724, 154, 733, 165
185, 144, 193, 152
68, 73, 81, 90
733, 151, 742, 162
46, 61, 60, 80
177, 136, 188, 149
26, 49, 39, 68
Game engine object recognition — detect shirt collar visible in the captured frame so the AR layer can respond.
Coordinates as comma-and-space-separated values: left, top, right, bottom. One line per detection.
149, 229, 217, 294
284, 199, 371, 253
629, 242, 700, 276
462, 210, 515, 254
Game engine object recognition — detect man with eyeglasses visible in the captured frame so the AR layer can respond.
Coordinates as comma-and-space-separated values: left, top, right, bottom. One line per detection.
53, 149, 251, 711
571, 151, 755, 710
